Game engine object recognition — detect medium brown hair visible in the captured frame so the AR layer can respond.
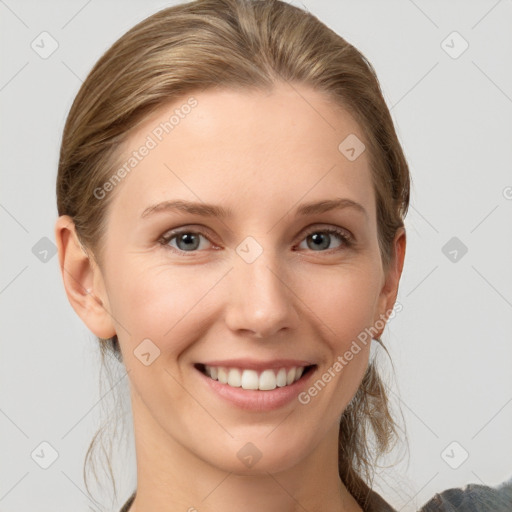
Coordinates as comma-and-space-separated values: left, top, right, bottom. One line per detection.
56, 0, 410, 508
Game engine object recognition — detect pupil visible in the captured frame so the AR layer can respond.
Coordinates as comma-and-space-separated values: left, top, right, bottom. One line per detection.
179, 233, 198, 250
310, 233, 328, 250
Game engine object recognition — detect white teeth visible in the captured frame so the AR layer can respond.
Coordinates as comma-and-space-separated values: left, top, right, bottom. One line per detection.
276, 368, 287, 387
240, 369, 259, 390
217, 367, 228, 384
259, 369, 277, 390
227, 368, 241, 387
202, 365, 308, 390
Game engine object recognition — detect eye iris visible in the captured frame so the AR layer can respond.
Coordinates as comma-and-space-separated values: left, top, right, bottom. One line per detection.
176, 233, 200, 251
308, 232, 330, 251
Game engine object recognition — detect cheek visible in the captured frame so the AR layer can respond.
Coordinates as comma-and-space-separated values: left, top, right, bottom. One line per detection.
295, 266, 379, 405
295, 264, 381, 349
109, 263, 211, 412
291, 265, 378, 366
108, 259, 222, 355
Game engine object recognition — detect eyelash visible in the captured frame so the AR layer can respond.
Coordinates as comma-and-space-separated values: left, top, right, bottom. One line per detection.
159, 226, 354, 256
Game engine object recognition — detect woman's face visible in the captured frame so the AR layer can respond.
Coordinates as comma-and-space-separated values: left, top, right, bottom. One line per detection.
71, 81, 404, 475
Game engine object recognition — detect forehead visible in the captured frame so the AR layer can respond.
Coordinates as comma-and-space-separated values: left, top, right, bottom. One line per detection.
106, 82, 375, 223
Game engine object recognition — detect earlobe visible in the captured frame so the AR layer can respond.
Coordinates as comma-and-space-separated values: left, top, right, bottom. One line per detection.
374, 227, 407, 337
54, 215, 116, 340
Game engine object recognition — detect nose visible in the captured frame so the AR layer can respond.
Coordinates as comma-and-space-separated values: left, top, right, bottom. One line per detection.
224, 251, 300, 339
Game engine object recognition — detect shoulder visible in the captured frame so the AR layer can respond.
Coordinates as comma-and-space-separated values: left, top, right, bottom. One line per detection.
418, 477, 512, 512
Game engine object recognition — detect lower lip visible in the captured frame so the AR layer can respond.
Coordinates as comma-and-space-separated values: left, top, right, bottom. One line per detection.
196, 367, 316, 411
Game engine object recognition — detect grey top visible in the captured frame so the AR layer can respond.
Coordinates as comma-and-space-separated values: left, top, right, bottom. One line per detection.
119, 476, 512, 511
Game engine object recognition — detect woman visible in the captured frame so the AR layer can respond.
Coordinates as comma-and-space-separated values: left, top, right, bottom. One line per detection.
54, 0, 511, 510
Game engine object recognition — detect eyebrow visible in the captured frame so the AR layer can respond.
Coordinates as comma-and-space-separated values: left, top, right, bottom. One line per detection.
140, 197, 367, 219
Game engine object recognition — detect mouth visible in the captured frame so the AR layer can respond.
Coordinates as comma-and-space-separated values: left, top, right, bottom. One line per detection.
194, 363, 316, 391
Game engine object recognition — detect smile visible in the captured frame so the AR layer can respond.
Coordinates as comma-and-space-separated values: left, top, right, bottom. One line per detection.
197, 364, 315, 391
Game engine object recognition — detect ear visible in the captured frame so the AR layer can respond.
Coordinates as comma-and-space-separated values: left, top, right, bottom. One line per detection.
373, 227, 406, 338
54, 215, 116, 340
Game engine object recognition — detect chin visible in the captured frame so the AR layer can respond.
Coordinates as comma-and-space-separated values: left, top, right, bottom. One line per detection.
197, 433, 316, 476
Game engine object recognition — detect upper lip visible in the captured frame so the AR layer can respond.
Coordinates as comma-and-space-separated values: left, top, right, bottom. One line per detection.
197, 359, 316, 371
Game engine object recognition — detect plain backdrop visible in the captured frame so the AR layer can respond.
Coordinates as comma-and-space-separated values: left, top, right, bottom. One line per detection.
1, 1, 511, 511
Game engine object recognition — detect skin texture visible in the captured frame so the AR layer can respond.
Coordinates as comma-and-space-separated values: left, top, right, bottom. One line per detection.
55, 81, 406, 512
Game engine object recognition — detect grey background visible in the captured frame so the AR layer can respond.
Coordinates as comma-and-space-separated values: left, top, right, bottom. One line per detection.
1, 0, 511, 511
